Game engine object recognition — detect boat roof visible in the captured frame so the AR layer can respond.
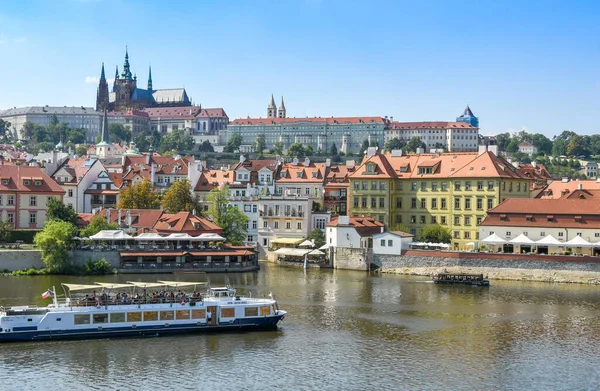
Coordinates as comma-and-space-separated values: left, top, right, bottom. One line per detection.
61, 283, 103, 292
157, 280, 206, 288
126, 281, 167, 288
94, 282, 136, 290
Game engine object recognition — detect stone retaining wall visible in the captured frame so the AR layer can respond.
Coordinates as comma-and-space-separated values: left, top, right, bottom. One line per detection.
0, 250, 122, 271
375, 254, 600, 284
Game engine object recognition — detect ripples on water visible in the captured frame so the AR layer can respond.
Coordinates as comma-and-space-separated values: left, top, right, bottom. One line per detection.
0, 266, 599, 390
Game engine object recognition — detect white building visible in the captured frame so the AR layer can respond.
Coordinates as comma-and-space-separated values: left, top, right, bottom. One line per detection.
518, 141, 538, 156
258, 195, 311, 257
372, 231, 414, 255
0, 106, 100, 142
386, 121, 479, 152
325, 216, 384, 249
51, 157, 104, 213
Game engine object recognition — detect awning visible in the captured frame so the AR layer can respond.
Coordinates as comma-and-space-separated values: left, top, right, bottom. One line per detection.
509, 234, 535, 245
273, 248, 311, 256
319, 244, 329, 250
134, 233, 166, 241
89, 230, 133, 240
61, 283, 101, 292
126, 281, 168, 289
481, 233, 507, 245
536, 234, 562, 246
94, 282, 134, 290
196, 233, 226, 241
166, 233, 193, 240
564, 235, 593, 247
271, 237, 304, 245
308, 249, 325, 256
298, 240, 315, 248
158, 281, 207, 288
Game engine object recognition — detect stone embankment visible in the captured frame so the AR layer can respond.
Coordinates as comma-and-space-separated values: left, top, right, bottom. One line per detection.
376, 253, 600, 284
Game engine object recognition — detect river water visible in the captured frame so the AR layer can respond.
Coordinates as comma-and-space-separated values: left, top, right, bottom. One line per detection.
0, 264, 599, 391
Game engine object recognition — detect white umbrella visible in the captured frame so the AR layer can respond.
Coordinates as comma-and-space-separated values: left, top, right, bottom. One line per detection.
509, 234, 535, 245
308, 249, 325, 256
319, 244, 329, 250
481, 233, 506, 245
536, 234, 562, 246
564, 235, 593, 247
298, 240, 315, 248
89, 230, 132, 240
134, 233, 166, 241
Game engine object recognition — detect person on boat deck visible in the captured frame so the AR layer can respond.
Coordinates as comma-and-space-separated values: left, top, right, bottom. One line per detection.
207, 310, 212, 322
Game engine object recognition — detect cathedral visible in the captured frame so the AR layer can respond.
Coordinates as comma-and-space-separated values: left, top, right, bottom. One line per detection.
95, 48, 191, 112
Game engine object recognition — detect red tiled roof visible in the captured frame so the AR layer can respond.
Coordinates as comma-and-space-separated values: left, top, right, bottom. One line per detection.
277, 162, 325, 183
153, 211, 222, 234
197, 108, 228, 119
390, 231, 414, 238
107, 172, 123, 188
486, 198, 600, 215
536, 180, 600, 199
52, 157, 96, 184
194, 169, 234, 191
143, 106, 201, 119
230, 116, 386, 126
0, 165, 64, 193
327, 216, 384, 237
108, 110, 149, 117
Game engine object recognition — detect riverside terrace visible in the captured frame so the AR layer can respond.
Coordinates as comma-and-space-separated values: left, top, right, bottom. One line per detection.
77, 231, 259, 273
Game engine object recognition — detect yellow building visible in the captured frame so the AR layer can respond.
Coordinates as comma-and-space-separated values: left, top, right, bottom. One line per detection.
348, 150, 531, 249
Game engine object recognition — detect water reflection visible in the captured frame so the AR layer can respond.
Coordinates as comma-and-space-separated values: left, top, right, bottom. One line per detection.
0, 266, 599, 390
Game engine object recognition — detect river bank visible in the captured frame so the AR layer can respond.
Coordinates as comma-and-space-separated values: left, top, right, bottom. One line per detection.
379, 266, 600, 284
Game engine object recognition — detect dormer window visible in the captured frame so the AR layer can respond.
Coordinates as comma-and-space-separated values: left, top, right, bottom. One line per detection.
366, 163, 376, 173
194, 223, 200, 229
574, 215, 582, 222
23, 180, 30, 185
296, 172, 302, 179
35, 181, 41, 186
312, 172, 318, 178
546, 215, 554, 222
1, 179, 8, 185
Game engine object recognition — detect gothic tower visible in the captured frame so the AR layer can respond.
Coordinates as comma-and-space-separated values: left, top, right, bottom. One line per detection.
267, 94, 277, 118
95, 63, 109, 111
148, 65, 153, 91
278, 96, 286, 118
113, 47, 137, 110
456, 105, 479, 128
113, 65, 119, 92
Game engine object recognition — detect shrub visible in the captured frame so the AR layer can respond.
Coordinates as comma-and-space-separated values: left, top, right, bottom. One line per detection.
85, 258, 114, 275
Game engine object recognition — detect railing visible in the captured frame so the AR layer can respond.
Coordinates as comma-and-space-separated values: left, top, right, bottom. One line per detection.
79, 245, 225, 252
120, 261, 256, 270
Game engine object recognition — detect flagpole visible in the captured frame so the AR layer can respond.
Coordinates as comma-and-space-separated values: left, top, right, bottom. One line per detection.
52, 286, 58, 307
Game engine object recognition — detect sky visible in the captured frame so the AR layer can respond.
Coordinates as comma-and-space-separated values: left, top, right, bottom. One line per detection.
0, 0, 599, 137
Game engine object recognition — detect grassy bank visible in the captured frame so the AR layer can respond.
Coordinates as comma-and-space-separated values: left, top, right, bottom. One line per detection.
380, 266, 600, 285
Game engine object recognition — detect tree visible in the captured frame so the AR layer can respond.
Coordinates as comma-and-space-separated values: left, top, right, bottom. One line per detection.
330, 143, 338, 156
416, 225, 451, 244
360, 139, 370, 154
75, 144, 89, 156
385, 137, 405, 151
161, 179, 199, 213
552, 139, 568, 156
530, 133, 552, 155
0, 219, 13, 243
566, 134, 589, 157
495, 132, 511, 152
307, 228, 325, 249
286, 142, 305, 158
225, 133, 243, 153
160, 129, 194, 153
405, 136, 426, 153
80, 214, 118, 238
0, 119, 12, 141
108, 123, 132, 144
389, 224, 410, 233
273, 140, 284, 156
304, 145, 314, 156
118, 180, 160, 209
205, 186, 249, 245
21, 121, 34, 140
505, 139, 520, 153
198, 140, 214, 153
253, 135, 266, 157
66, 127, 86, 144
47, 198, 78, 226
34, 220, 78, 270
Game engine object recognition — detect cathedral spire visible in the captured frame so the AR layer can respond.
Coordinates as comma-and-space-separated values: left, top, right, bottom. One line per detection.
278, 96, 286, 118
96, 63, 109, 111
100, 62, 106, 82
113, 65, 119, 92
147, 65, 153, 90
267, 94, 277, 118
121, 46, 132, 80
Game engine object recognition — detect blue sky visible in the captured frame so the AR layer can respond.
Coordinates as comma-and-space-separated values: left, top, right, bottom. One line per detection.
0, 0, 599, 137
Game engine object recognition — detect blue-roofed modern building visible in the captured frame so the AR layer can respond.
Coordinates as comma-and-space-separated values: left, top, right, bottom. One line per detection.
456, 105, 479, 128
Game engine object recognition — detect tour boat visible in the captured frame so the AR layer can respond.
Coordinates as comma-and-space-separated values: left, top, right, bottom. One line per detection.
432, 273, 490, 286
0, 281, 286, 342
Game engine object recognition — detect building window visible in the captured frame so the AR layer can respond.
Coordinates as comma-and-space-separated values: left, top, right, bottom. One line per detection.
380, 239, 386, 246
274, 222, 279, 229
487, 199, 493, 210
454, 197, 461, 209
263, 221, 268, 228
558, 232, 564, 237
371, 198, 376, 208
362, 182, 367, 190
411, 198, 417, 208
431, 198, 437, 209
465, 181, 471, 190
420, 216, 426, 224
465, 198, 471, 210
354, 182, 359, 190
362, 197, 367, 208
431, 182, 438, 191
441, 216, 447, 225
354, 197, 359, 208
379, 198, 385, 208
454, 216, 460, 225
540, 231, 545, 237
7, 213, 14, 224
411, 216, 416, 223
371, 181, 378, 190
0, 195, 2, 205
297, 222, 302, 229
441, 182, 447, 191
396, 182, 403, 190
464, 216, 471, 226
30, 196, 37, 206
487, 181, 494, 191
388, 240, 393, 246
476, 217, 482, 225
431, 216, 437, 224
441, 198, 447, 209
454, 181, 461, 191
420, 182, 426, 191
252, 221, 257, 229
420, 198, 426, 209
379, 182, 386, 190
396, 198, 402, 208
464, 231, 471, 239
7, 195, 14, 206
68, 189, 73, 197
477, 181, 483, 190
477, 198, 483, 210
286, 222, 291, 229
411, 182, 417, 191
454, 231, 460, 239
30, 213, 37, 224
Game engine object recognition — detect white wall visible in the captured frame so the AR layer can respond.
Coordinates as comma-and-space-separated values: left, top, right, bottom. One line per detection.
479, 225, 600, 245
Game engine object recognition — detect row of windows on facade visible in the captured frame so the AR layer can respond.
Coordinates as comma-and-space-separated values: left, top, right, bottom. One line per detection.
394, 214, 484, 227
263, 221, 303, 230
1, 212, 38, 224
0, 195, 53, 206
353, 180, 527, 193
262, 205, 305, 216
487, 231, 599, 239
353, 195, 495, 211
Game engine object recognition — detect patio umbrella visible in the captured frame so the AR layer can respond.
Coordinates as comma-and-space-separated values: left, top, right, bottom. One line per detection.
308, 249, 325, 256
564, 235, 593, 247
298, 240, 315, 248
509, 234, 535, 245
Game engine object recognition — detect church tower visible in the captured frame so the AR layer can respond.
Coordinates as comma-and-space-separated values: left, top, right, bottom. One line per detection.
278, 96, 286, 118
456, 105, 479, 128
148, 65, 153, 91
267, 94, 277, 118
95, 63, 109, 112
113, 65, 119, 92
113, 47, 138, 110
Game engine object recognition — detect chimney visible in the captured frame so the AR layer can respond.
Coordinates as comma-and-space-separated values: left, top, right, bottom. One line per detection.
478, 145, 488, 156
578, 183, 583, 190
145, 153, 150, 165
127, 210, 132, 227
106, 208, 111, 223
304, 157, 310, 167
532, 161, 537, 168
292, 158, 299, 166
240, 154, 246, 163
391, 149, 403, 157
562, 177, 569, 183
121, 154, 126, 167
151, 162, 156, 184
416, 147, 424, 155
325, 158, 331, 167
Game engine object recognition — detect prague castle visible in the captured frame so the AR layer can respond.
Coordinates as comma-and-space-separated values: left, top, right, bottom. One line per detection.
95, 48, 191, 112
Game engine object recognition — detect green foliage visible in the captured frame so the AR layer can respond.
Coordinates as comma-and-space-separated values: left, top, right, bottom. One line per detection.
304, 145, 314, 156
0, 219, 13, 243
389, 224, 411, 233
206, 186, 249, 245
85, 258, 114, 275
360, 139, 370, 154
505, 139, 520, 153
253, 135, 266, 157
273, 140, 284, 156
0, 119, 12, 142
159, 129, 194, 153
34, 220, 78, 270
80, 215, 118, 238
161, 179, 199, 213
8, 229, 40, 244
75, 144, 89, 156
108, 123, 132, 144
307, 228, 325, 249
225, 134, 243, 153
416, 225, 451, 244
118, 180, 160, 209
133, 128, 162, 152
286, 142, 305, 158
405, 136, 426, 153
330, 143, 338, 156
198, 140, 214, 152
47, 198, 79, 226
384, 137, 406, 152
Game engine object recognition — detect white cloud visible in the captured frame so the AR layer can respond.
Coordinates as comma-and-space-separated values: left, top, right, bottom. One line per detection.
85, 76, 99, 84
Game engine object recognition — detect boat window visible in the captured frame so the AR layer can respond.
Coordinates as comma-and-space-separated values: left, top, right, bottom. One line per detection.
127, 312, 142, 322
160, 311, 174, 321
93, 314, 109, 324
56, 318, 61, 322
260, 306, 271, 316
176, 310, 190, 320
191, 309, 206, 319
221, 308, 235, 318
111, 313, 125, 323
244, 307, 258, 317
74, 314, 90, 325
144, 312, 158, 321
